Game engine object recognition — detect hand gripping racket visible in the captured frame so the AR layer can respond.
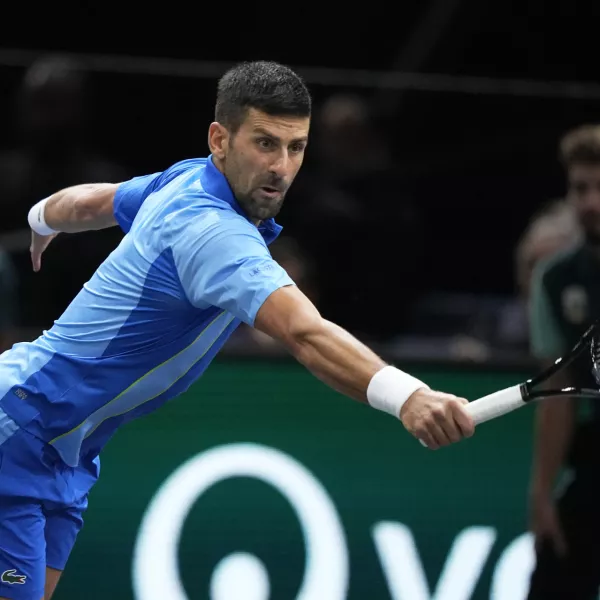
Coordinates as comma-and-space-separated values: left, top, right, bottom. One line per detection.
466, 320, 600, 425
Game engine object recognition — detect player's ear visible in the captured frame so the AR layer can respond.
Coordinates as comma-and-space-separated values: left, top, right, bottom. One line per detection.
208, 122, 228, 160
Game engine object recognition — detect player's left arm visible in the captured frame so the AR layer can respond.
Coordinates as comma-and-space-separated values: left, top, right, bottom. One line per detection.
28, 172, 162, 271
36, 183, 121, 233
27, 183, 120, 272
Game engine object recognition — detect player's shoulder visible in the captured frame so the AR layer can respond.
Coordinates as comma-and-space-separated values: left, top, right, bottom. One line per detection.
140, 155, 265, 241
156, 157, 208, 189
164, 156, 208, 175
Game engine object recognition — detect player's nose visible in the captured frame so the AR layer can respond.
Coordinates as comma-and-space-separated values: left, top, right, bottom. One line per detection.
269, 151, 291, 179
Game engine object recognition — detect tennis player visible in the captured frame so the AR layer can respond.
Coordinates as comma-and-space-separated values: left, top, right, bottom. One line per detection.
0, 60, 475, 600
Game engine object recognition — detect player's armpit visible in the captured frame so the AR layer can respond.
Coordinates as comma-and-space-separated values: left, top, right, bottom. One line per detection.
254, 285, 387, 403
253, 284, 320, 348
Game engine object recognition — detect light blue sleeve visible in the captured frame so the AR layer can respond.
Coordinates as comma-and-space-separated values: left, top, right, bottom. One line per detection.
113, 159, 206, 233
171, 210, 295, 325
113, 173, 162, 233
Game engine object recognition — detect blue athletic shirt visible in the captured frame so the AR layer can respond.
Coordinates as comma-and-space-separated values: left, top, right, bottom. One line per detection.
0, 155, 294, 466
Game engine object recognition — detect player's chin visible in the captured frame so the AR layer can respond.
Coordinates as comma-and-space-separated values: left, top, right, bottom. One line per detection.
251, 192, 284, 219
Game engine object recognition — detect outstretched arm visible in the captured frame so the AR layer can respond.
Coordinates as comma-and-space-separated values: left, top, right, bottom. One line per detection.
254, 285, 475, 449
171, 210, 476, 450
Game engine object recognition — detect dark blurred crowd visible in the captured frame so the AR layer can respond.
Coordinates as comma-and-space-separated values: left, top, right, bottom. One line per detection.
0, 54, 129, 346
0, 53, 592, 368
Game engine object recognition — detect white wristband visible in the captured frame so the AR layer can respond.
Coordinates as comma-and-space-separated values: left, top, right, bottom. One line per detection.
367, 366, 427, 418
28, 198, 57, 236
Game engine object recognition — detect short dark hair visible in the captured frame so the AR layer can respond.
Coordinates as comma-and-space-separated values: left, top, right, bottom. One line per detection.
559, 124, 600, 168
215, 61, 311, 133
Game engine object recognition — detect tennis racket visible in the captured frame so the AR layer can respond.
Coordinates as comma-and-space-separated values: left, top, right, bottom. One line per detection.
466, 320, 600, 425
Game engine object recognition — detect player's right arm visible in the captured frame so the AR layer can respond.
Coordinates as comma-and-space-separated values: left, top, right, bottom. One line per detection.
527, 261, 573, 555
171, 211, 474, 450
253, 284, 475, 448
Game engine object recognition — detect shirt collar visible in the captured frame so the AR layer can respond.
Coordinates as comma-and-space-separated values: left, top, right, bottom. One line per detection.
200, 154, 283, 244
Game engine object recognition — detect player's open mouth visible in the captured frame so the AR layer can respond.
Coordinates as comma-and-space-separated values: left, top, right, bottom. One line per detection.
259, 186, 282, 197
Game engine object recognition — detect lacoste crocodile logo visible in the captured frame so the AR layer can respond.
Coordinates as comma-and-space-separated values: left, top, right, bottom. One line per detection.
1, 569, 26, 584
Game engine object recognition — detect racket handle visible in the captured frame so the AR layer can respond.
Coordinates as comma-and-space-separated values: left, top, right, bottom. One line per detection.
465, 384, 526, 425
418, 384, 527, 446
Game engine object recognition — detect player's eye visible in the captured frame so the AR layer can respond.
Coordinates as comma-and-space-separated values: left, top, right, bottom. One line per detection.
256, 138, 275, 150
290, 142, 306, 154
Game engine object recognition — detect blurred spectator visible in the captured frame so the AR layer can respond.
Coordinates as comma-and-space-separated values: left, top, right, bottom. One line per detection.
281, 92, 424, 341
0, 54, 131, 329
526, 124, 600, 599
443, 199, 580, 363
516, 199, 581, 299
498, 198, 581, 350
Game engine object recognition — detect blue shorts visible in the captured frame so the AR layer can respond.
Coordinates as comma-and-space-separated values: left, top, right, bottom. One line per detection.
0, 415, 99, 600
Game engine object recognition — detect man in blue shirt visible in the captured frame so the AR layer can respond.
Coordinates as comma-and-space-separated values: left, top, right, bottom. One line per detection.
0, 60, 475, 600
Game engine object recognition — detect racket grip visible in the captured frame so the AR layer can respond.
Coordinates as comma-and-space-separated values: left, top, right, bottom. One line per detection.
465, 384, 526, 425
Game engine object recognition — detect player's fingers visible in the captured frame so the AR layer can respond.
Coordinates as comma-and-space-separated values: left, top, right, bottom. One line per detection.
431, 403, 463, 443
427, 420, 453, 447
30, 234, 36, 270
441, 419, 463, 444
416, 428, 439, 450
30, 233, 42, 272
450, 399, 475, 438
31, 247, 41, 272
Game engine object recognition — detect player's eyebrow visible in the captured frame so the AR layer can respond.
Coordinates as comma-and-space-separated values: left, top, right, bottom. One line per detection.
253, 127, 280, 140
253, 127, 307, 144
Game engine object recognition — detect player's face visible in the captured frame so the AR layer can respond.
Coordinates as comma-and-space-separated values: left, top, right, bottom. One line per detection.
568, 164, 600, 243
224, 108, 309, 222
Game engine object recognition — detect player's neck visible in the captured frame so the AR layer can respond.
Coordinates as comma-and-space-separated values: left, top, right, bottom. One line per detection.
210, 155, 262, 227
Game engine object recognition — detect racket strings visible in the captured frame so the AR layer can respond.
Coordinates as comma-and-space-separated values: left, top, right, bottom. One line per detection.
591, 335, 600, 386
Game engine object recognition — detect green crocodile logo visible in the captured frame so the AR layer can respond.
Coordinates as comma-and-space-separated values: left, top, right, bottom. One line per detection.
1, 569, 26, 584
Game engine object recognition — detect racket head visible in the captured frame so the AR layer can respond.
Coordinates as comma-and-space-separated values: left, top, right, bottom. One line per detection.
524, 320, 600, 402
591, 322, 600, 386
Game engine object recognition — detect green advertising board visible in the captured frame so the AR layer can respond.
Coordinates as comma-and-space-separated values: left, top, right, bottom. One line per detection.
54, 358, 537, 600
